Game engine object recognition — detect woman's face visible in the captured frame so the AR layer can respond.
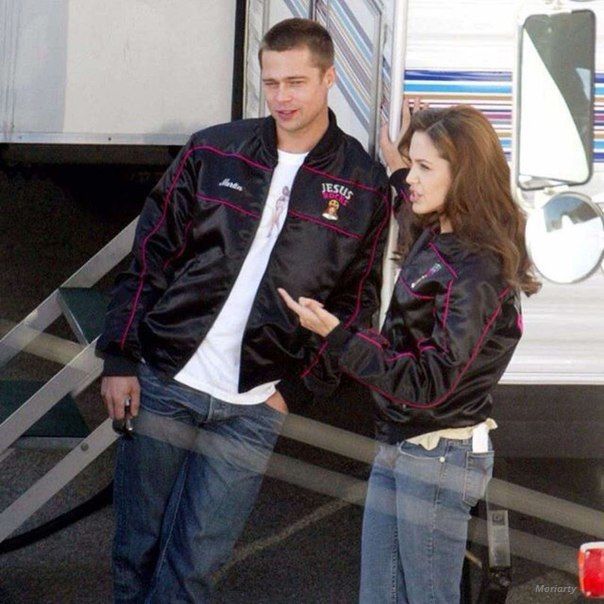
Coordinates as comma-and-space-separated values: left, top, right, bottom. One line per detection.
405, 131, 452, 218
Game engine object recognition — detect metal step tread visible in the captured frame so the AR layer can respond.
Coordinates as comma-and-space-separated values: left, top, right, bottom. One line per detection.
57, 287, 110, 345
0, 381, 89, 441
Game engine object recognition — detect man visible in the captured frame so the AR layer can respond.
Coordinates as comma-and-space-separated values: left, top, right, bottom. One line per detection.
98, 18, 388, 603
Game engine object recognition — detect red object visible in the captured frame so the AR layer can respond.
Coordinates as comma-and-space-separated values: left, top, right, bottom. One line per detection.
579, 542, 604, 599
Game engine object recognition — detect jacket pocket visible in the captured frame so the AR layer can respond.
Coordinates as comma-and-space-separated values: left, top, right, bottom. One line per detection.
462, 451, 494, 507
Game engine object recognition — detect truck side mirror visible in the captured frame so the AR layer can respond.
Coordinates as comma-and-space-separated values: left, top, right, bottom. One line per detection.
526, 192, 604, 283
515, 9, 595, 190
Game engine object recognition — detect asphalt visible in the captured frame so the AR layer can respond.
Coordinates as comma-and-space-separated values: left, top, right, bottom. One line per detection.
0, 161, 600, 603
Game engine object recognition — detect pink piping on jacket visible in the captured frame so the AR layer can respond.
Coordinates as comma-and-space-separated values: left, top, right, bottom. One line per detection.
440, 279, 454, 329
300, 193, 390, 378
385, 351, 417, 362
428, 243, 458, 279
288, 209, 362, 239
356, 330, 417, 362
197, 193, 261, 219
302, 165, 381, 193
162, 219, 194, 271
119, 145, 269, 350
344, 290, 507, 409
356, 332, 384, 348
199, 145, 272, 172
343, 195, 391, 328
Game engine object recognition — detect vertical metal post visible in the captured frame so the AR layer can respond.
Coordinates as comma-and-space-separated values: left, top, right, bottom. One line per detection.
388, 0, 409, 142
231, 0, 248, 120
511, 13, 523, 204
379, 0, 409, 329
256, 0, 273, 116
369, 11, 385, 158
261, 0, 272, 45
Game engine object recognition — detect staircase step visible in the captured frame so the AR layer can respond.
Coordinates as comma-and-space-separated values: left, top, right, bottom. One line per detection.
0, 381, 90, 448
57, 288, 110, 345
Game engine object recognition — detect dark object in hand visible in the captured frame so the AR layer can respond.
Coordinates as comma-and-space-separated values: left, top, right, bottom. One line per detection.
112, 396, 134, 438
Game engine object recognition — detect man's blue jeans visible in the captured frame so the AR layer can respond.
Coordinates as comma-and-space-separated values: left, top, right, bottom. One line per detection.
112, 363, 286, 603
359, 437, 493, 604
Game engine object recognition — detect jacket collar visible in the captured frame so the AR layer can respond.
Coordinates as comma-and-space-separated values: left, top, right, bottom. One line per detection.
259, 108, 343, 167
405, 228, 434, 264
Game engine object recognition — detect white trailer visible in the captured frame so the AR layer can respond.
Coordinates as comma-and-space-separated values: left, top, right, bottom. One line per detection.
397, 0, 604, 384
0, 1, 601, 436
0, 1, 603, 596
0, 0, 238, 145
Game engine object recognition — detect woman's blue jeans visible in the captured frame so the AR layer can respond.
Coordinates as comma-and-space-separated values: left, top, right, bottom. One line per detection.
112, 364, 286, 603
359, 437, 493, 604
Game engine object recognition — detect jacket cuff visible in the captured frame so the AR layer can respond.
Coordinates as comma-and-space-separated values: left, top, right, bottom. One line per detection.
325, 323, 354, 355
102, 354, 140, 376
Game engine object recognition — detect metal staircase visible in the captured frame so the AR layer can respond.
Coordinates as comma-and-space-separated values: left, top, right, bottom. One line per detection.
0, 218, 137, 542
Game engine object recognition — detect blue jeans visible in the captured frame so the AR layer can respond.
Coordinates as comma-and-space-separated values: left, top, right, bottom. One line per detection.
359, 437, 493, 604
112, 363, 286, 604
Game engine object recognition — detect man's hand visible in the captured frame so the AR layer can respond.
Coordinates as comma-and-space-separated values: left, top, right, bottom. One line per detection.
266, 390, 288, 415
278, 288, 340, 337
101, 376, 141, 420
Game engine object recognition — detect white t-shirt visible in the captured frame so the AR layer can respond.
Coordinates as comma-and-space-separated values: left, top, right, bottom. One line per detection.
174, 149, 307, 404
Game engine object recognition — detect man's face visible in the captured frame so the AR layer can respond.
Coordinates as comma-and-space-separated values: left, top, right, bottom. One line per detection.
261, 47, 334, 140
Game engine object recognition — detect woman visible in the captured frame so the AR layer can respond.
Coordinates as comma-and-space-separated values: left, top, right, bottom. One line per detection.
279, 102, 540, 603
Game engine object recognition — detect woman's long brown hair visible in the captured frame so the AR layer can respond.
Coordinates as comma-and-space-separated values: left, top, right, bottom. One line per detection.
396, 105, 540, 296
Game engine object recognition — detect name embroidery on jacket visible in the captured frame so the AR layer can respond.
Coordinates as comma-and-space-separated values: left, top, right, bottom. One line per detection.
219, 178, 243, 192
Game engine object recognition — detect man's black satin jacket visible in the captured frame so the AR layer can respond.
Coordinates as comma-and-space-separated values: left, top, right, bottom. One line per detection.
326, 171, 523, 443
97, 111, 389, 400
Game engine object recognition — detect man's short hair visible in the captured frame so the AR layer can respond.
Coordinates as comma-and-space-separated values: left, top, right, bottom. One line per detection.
258, 18, 335, 72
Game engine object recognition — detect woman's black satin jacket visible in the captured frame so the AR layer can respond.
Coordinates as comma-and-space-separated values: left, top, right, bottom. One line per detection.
325, 172, 523, 443
97, 111, 389, 400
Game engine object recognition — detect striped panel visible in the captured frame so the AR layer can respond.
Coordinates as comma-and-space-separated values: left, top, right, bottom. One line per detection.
317, 0, 376, 130
282, 0, 308, 18
279, 0, 394, 147
405, 70, 604, 163
283, 0, 388, 132
325, 0, 394, 131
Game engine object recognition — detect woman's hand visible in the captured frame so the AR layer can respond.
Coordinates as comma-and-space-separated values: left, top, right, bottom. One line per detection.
278, 288, 340, 338
379, 96, 428, 173
379, 123, 408, 173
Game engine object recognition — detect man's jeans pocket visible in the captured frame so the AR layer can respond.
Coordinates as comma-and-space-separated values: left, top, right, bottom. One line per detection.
261, 401, 288, 418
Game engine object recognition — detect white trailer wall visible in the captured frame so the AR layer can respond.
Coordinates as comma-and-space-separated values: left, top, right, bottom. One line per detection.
402, 0, 604, 383
0, 0, 236, 144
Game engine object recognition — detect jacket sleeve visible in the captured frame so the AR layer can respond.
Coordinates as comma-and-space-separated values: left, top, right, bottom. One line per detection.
291, 169, 391, 402
389, 168, 410, 211
97, 136, 200, 375
324, 266, 509, 408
